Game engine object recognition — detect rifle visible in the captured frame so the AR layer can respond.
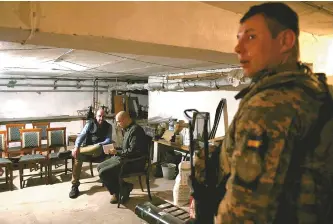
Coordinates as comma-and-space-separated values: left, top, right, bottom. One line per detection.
184, 110, 224, 224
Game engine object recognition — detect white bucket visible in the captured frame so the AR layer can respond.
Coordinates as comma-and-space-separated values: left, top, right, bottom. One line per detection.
161, 163, 176, 180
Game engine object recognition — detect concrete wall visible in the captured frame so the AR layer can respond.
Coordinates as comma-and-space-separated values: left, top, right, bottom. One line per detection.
0, 92, 106, 118
300, 33, 333, 76
0, 90, 148, 136
0, 92, 148, 119
0, 91, 107, 134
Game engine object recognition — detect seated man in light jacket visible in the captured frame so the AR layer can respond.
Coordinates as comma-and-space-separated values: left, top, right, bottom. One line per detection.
59, 108, 113, 199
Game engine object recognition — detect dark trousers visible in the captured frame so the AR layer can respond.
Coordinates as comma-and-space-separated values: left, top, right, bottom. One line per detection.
98, 156, 145, 194
98, 156, 123, 194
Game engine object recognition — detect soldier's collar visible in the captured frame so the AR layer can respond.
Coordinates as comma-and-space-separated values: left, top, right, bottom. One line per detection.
251, 62, 301, 83
235, 62, 307, 100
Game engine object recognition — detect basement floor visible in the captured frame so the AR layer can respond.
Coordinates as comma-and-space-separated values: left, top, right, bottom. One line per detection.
0, 158, 183, 224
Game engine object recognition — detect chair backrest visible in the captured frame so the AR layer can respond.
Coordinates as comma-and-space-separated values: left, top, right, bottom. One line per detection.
146, 135, 153, 166
19, 128, 42, 154
0, 130, 7, 157
144, 135, 153, 171
120, 135, 152, 177
6, 123, 26, 143
46, 127, 66, 149
32, 122, 50, 140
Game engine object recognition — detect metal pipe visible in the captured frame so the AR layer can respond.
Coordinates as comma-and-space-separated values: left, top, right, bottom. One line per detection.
0, 83, 110, 88
108, 70, 249, 91
108, 87, 112, 114
0, 90, 108, 92
93, 78, 98, 111
96, 79, 99, 109
0, 76, 119, 81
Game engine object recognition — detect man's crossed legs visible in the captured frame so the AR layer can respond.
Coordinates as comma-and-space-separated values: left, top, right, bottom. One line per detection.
98, 157, 133, 204
59, 144, 106, 199
58, 145, 135, 202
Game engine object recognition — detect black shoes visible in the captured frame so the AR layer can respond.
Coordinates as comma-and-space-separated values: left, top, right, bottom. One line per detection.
69, 185, 80, 199
110, 194, 119, 204
110, 183, 133, 204
121, 183, 134, 203
58, 151, 72, 160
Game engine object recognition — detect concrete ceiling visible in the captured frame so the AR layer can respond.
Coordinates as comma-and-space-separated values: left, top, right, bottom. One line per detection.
205, 1, 333, 36
0, 41, 237, 81
0, 1, 332, 82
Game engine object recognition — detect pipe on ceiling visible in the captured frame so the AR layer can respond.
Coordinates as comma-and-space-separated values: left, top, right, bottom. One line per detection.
0, 89, 148, 95
0, 76, 119, 81
108, 76, 249, 92
0, 90, 108, 93
93, 78, 99, 111
0, 78, 248, 92
107, 69, 247, 91
0, 83, 110, 88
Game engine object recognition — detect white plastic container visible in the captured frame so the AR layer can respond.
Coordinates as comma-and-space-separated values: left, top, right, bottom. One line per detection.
173, 161, 191, 206
161, 163, 176, 180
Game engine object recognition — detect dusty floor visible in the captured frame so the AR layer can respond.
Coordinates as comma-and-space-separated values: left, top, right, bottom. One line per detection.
0, 159, 182, 224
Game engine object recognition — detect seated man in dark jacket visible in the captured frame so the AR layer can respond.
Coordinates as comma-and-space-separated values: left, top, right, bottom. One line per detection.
98, 111, 148, 204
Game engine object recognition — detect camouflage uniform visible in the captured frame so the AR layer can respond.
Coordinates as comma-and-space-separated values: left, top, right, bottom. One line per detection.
216, 65, 328, 223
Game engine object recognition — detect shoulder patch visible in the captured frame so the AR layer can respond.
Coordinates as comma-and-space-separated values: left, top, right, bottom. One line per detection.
247, 139, 262, 148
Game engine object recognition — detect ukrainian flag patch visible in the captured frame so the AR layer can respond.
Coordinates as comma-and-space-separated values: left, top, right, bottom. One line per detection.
247, 139, 262, 148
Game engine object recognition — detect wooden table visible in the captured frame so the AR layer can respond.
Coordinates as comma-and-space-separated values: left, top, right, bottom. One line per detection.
152, 136, 225, 163
153, 139, 189, 151
152, 139, 189, 164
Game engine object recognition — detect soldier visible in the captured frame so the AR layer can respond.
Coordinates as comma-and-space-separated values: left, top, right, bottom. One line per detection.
216, 2, 331, 223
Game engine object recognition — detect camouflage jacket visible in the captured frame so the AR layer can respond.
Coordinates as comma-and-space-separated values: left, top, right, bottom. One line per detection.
216, 66, 328, 223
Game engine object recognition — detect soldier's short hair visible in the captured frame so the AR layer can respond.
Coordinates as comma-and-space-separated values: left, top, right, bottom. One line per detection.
241, 2, 299, 38
241, 2, 300, 59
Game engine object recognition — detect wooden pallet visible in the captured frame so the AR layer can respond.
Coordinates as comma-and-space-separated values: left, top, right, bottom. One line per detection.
157, 202, 190, 222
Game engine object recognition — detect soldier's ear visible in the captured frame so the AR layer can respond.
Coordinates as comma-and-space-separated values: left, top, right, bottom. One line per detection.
278, 29, 296, 54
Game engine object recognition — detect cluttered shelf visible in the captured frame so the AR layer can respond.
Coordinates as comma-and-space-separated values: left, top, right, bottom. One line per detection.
152, 136, 224, 153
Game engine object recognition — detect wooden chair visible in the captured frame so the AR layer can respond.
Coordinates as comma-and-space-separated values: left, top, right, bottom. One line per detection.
46, 127, 73, 184
18, 128, 48, 189
117, 135, 153, 208
5, 123, 26, 157
0, 131, 13, 190
32, 122, 50, 141
30, 123, 50, 172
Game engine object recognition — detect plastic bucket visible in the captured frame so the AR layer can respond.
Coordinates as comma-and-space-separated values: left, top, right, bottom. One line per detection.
161, 163, 176, 180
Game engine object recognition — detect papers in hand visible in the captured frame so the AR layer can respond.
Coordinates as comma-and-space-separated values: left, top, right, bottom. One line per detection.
103, 144, 115, 154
